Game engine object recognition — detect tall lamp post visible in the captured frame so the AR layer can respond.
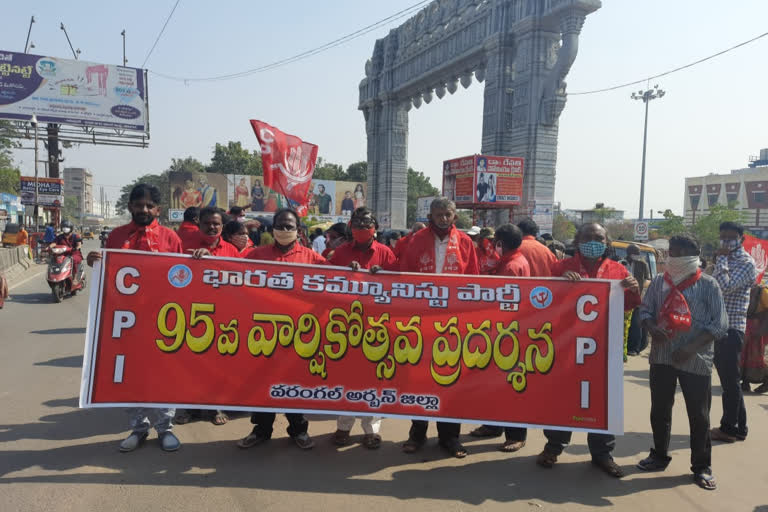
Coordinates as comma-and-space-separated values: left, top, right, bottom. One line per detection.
631, 85, 665, 220
31, 113, 39, 233
121, 29, 127, 65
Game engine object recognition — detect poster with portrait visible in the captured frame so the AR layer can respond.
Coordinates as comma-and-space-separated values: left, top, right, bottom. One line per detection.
169, 171, 228, 210
334, 181, 366, 216
307, 180, 336, 216
442, 156, 475, 207
228, 175, 252, 210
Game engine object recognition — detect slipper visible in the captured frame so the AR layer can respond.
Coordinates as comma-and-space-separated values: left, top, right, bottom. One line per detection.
363, 433, 382, 450
402, 437, 425, 454
333, 429, 352, 447
237, 432, 269, 449
438, 438, 468, 459
212, 411, 229, 425
591, 457, 625, 478
174, 411, 192, 425
536, 450, 558, 468
694, 472, 716, 490
500, 440, 526, 453
754, 382, 768, 394
469, 425, 502, 438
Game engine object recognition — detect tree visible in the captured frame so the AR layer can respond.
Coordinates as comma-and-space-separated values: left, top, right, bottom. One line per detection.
313, 157, 346, 181
691, 203, 745, 251
345, 161, 368, 182
552, 213, 576, 241
115, 172, 171, 218
406, 167, 439, 226
0, 120, 20, 194
606, 221, 636, 241
169, 156, 205, 174
61, 196, 79, 222
207, 141, 262, 175
656, 209, 688, 237
454, 211, 472, 229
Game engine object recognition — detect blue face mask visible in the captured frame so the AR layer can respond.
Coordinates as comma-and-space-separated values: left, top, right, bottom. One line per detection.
720, 239, 740, 251
579, 241, 606, 259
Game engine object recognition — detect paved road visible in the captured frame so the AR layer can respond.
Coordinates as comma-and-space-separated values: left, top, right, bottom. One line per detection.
1, 241, 767, 511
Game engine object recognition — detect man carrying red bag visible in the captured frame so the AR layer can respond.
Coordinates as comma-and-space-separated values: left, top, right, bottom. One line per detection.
636, 234, 728, 491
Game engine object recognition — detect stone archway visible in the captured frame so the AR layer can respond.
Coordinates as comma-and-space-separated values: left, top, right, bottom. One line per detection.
359, 0, 601, 229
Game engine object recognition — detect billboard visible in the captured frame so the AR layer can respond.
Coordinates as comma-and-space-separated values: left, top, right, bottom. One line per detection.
19, 177, 63, 207
0, 51, 148, 132
416, 196, 437, 222
443, 154, 524, 207
168, 171, 366, 220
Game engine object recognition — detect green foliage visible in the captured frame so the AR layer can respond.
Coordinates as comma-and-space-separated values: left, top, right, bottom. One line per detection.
345, 161, 367, 181
606, 221, 635, 241
0, 121, 21, 194
454, 211, 472, 229
691, 203, 745, 250
207, 142, 262, 175
170, 156, 205, 174
115, 172, 171, 217
407, 167, 439, 226
656, 209, 688, 237
552, 214, 576, 241
313, 157, 346, 181
61, 196, 79, 223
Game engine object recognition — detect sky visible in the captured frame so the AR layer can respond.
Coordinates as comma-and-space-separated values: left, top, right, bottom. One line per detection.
4, 0, 768, 218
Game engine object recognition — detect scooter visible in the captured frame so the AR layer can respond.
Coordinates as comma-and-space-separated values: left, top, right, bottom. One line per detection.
47, 245, 86, 302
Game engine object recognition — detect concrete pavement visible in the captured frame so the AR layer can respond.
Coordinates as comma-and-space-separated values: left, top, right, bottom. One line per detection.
1, 241, 767, 511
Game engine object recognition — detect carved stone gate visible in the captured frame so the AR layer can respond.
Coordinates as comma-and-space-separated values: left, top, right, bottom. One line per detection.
359, 0, 601, 229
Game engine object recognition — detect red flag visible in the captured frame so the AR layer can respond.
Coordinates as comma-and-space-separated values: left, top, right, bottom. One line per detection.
743, 234, 768, 283
250, 120, 318, 216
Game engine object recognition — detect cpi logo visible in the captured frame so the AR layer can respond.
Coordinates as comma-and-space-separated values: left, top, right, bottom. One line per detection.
168, 264, 193, 288
529, 286, 553, 309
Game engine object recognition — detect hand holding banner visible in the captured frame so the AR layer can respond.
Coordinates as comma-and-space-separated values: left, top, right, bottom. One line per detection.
250, 120, 318, 216
81, 251, 625, 434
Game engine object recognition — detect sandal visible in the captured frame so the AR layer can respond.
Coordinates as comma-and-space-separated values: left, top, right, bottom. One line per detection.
362, 433, 382, 450
402, 437, 425, 454
237, 431, 270, 449
592, 457, 625, 478
469, 425, 502, 438
500, 440, 525, 453
694, 472, 717, 490
536, 450, 558, 468
333, 429, 352, 446
637, 454, 670, 471
754, 381, 768, 394
174, 410, 192, 425
212, 411, 229, 425
438, 438, 468, 459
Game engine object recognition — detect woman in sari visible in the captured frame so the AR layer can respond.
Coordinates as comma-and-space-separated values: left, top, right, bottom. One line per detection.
742, 286, 768, 393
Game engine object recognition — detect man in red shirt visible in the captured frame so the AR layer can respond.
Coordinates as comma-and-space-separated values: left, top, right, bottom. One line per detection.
238, 208, 325, 451
536, 222, 640, 478
183, 207, 241, 258
328, 207, 394, 449
330, 207, 397, 271
176, 207, 200, 248
517, 218, 557, 277
86, 184, 183, 453
470, 223, 530, 451
392, 221, 425, 261
399, 198, 478, 458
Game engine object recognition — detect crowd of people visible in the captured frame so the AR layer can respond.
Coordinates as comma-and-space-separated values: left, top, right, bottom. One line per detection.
81, 182, 768, 491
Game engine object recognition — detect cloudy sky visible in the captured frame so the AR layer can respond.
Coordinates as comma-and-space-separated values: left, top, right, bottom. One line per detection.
5, 0, 768, 217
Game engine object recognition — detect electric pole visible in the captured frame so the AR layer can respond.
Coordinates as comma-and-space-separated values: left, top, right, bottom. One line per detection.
631, 85, 665, 220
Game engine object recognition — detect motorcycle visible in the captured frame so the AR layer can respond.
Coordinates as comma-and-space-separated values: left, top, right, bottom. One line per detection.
47, 245, 86, 302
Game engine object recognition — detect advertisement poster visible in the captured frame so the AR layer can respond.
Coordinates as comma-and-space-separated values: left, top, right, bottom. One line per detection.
442, 156, 476, 207
168, 171, 228, 210
19, 176, 64, 206
443, 155, 524, 208
0, 51, 148, 132
81, 251, 625, 434
416, 196, 437, 222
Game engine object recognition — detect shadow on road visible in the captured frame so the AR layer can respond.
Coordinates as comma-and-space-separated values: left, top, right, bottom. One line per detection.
0, 401, 125, 443
30, 327, 86, 336
34, 355, 84, 368
8, 293, 52, 305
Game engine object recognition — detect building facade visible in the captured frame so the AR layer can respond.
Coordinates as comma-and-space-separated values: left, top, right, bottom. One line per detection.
684, 149, 768, 238
63, 167, 94, 221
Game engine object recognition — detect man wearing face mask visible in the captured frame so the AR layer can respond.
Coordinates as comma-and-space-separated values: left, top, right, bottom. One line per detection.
399, 197, 478, 459
327, 207, 395, 449
626, 244, 651, 356
239, 208, 327, 451
536, 222, 640, 478
469, 223, 530, 452
636, 234, 727, 490
710, 221, 757, 444
184, 207, 242, 259
87, 184, 184, 452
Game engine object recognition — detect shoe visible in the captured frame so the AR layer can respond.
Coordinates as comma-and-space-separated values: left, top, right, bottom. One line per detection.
710, 427, 737, 443
237, 431, 270, 449
332, 429, 351, 446
159, 431, 181, 452
293, 432, 315, 450
469, 425, 503, 438
536, 449, 558, 468
627, 350, 639, 356
119, 431, 148, 452
637, 454, 670, 471
592, 457, 625, 478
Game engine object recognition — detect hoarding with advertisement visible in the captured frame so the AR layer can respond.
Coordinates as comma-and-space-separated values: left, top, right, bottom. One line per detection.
0, 51, 148, 132
443, 155, 524, 208
81, 251, 625, 434
19, 177, 63, 206
416, 196, 437, 222
168, 171, 229, 210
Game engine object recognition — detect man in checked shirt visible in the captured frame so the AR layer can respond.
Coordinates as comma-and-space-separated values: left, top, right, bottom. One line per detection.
710, 221, 757, 444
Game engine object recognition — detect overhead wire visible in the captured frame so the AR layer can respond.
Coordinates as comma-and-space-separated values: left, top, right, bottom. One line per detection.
149, 0, 431, 82
142, 0, 182, 68
570, 30, 768, 96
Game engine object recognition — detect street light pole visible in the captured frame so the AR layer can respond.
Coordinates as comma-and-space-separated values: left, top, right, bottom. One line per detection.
631, 85, 665, 220
121, 30, 127, 66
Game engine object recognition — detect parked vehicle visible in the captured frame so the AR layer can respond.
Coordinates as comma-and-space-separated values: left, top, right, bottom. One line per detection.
83, 230, 95, 240
1, 222, 20, 247
46, 244, 85, 302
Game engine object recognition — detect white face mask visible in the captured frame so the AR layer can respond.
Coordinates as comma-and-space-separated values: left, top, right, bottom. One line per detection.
665, 256, 700, 284
62, 227, 72, 234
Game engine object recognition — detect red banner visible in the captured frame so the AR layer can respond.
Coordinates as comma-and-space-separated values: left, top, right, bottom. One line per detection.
250, 120, 318, 216
743, 234, 768, 283
81, 251, 625, 434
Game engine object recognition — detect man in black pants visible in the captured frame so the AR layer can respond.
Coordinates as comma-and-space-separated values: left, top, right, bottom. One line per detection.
636, 234, 728, 490
238, 412, 311, 450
